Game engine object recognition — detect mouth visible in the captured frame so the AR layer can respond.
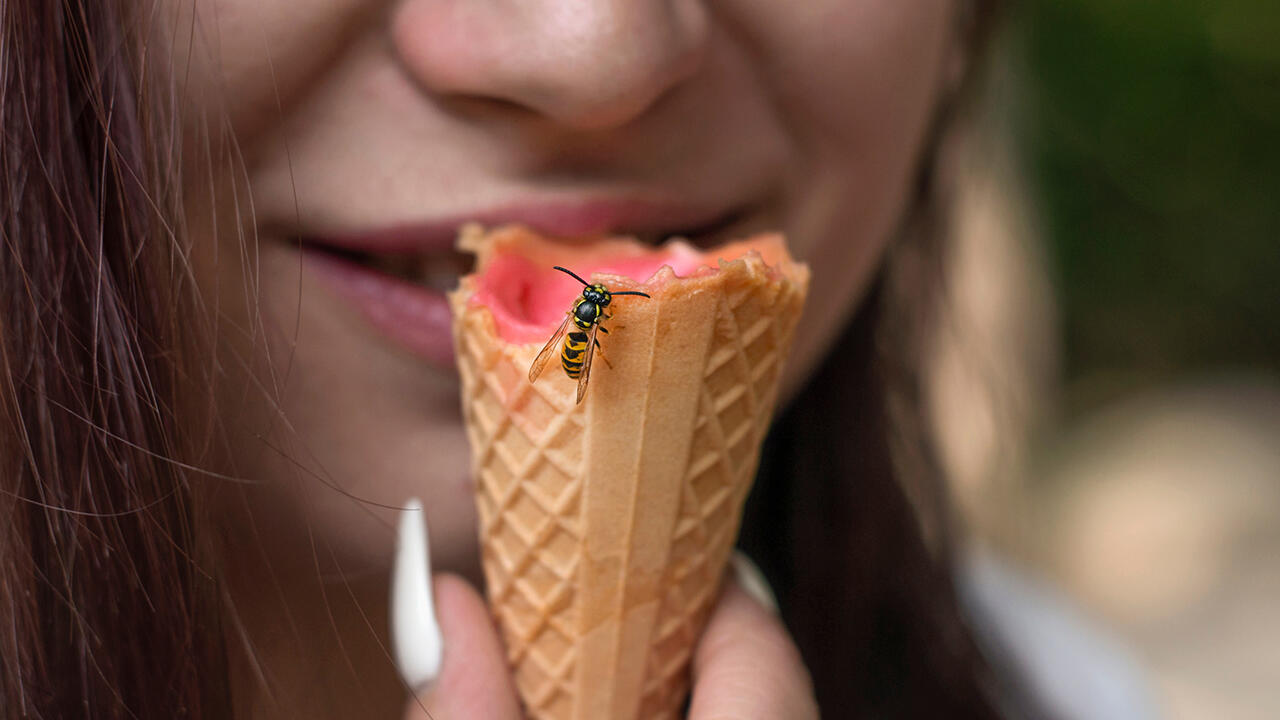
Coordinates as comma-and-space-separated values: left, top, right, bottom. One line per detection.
304, 244, 475, 294
296, 199, 757, 368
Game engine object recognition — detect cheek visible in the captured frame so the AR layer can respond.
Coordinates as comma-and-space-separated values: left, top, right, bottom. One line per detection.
771, 0, 954, 237
155, 0, 370, 144
791, 3, 953, 139
742, 1, 956, 392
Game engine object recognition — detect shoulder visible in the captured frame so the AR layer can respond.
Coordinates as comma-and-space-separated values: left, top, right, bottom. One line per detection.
958, 549, 1162, 720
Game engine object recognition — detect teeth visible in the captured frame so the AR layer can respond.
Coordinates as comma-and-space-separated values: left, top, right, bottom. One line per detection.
366, 254, 419, 279
417, 266, 458, 293
413, 251, 470, 293
355, 249, 470, 293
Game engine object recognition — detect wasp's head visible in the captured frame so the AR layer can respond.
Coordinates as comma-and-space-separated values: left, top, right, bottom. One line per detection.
585, 284, 612, 306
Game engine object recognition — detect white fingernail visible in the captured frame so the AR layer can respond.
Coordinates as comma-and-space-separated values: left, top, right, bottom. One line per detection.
731, 551, 779, 613
391, 498, 443, 691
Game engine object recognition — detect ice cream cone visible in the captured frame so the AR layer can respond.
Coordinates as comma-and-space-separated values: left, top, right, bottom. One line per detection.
449, 225, 809, 720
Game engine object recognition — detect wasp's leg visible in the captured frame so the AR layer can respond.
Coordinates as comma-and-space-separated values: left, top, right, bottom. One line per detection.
593, 338, 614, 369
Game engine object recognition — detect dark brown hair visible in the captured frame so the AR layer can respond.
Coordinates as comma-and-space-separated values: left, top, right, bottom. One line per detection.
0, 0, 1031, 718
1, 0, 226, 717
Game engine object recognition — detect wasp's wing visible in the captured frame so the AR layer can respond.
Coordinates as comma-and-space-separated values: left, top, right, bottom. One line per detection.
529, 314, 571, 383
575, 322, 600, 404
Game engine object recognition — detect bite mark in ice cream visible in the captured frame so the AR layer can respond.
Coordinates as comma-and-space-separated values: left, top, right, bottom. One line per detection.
465, 225, 793, 345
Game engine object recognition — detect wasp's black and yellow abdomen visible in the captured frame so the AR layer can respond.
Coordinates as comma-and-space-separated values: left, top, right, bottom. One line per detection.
561, 330, 589, 379
560, 297, 603, 379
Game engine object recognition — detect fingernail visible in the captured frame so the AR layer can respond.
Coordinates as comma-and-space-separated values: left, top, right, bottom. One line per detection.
391, 498, 443, 691
730, 551, 779, 613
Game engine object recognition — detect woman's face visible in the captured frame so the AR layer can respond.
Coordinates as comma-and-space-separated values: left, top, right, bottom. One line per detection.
169, 0, 958, 576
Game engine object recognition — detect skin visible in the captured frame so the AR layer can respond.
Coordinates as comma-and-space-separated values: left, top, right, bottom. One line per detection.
156, 0, 962, 717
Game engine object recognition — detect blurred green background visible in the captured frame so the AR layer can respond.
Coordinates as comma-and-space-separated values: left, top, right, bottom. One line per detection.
1014, 0, 1280, 414
997, 5, 1280, 717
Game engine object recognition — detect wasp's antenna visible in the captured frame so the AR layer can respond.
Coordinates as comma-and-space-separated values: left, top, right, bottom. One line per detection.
552, 266, 590, 287
611, 291, 651, 298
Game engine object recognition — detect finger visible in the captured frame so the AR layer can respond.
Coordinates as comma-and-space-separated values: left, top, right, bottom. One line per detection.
392, 501, 519, 720
688, 561, 819, 720
402, 575, 522, 720
392, 499, 442, 689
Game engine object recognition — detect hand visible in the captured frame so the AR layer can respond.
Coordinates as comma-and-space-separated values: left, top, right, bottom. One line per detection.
401, 574, 523, 719
399, 566, 819, 720
687, 564, 820, 719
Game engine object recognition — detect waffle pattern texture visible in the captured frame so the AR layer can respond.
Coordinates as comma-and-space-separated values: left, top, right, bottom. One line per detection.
451, 230, 807, 720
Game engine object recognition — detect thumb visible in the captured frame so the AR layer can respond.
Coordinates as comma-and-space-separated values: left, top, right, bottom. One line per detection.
403, 576, 522, 719
688, 553, 819, 720
392, 500, 520, 720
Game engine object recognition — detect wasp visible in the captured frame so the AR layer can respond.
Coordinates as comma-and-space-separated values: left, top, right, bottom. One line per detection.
528, 266, 651, 404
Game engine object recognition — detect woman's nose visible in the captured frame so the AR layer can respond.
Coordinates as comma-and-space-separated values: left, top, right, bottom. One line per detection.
393, 0, 709, 129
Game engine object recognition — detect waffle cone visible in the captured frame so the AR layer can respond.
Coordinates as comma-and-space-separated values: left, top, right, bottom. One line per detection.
450, 225, 809, 720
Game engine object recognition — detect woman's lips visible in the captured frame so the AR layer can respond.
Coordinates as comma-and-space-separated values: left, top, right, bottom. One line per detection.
302, 247, 457, 369
296, 198, 748, 368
